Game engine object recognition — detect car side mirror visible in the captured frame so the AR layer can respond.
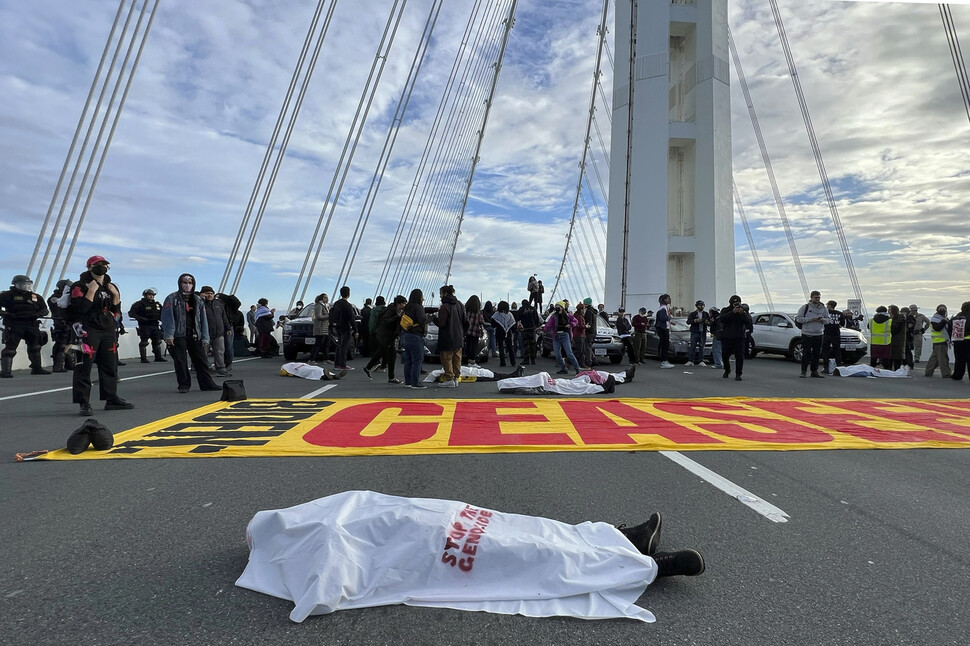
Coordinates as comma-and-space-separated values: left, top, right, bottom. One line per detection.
776, 322, 790, 328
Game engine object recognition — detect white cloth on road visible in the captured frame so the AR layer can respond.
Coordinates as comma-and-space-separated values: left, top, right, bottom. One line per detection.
423, 365, 495, 382
834, 365, 910, 378
496, 370, 626, 395
236, 490, 657, 623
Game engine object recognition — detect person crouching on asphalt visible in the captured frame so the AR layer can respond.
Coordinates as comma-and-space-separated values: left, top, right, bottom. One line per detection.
161, 273, 219, 393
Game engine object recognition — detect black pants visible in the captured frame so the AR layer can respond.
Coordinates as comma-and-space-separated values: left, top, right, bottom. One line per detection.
722, 337, 745, 376
137, 326, 164, 355
497, 328, 516, 366
800, 335, 823, 374
309, 334, 330, 362
365, 342, 397, 380
657, 328, 670, 363
820, 335, 841, 369
73, 327, 119, 405
952, 342, 970, 380
171, 336, 218, 391
2, 320, 45, 360
334, 330, 353, 367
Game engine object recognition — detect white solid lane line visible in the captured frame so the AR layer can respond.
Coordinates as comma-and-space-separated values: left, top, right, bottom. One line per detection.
660, 451, 790, 523
0, 357, 262, 402
302, 384, 338, 399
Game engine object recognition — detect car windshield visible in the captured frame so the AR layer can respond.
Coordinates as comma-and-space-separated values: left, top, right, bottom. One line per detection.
669, 318, 690, 331
299, 304, 314, 318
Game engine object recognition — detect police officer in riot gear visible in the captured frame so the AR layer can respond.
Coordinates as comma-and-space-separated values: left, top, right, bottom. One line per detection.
70, 255, 133, 415
0, 275, 51, 377
128, 288, 167, 363
48, 278, 76, 373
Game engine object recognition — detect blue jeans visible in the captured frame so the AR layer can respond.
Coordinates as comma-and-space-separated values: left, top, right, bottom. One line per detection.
689, 330, 705, 364
553, 331, 579, 372
401, 332, 425, 386
712, 338, 723, 368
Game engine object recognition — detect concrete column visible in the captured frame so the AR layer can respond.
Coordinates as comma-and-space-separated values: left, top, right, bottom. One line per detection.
607, 0, 734, 314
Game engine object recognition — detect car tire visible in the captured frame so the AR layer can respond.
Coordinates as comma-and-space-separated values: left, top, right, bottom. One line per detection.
283, 345, 298, 361
789, 339, 803, 363
748, 344, 758, 359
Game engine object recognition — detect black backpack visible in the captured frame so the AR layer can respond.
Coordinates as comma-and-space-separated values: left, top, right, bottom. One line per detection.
795, 303, 810, 330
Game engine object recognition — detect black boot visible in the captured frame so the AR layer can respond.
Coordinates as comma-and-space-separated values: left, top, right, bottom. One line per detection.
618, 512, 662, 555
653, 549, 706, 577
52, 352, 67, 373
1, 356, 13, 378
602, 374, 616, 394
28, 350, 51, 375
624, 363, 637, 382
140, 346, 150, 363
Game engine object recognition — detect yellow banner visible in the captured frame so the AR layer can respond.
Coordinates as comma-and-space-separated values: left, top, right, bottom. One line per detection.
36, 397, 970, 460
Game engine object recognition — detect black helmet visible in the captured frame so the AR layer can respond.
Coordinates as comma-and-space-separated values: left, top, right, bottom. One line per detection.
12, 274, 32, 288
143, 288, 157, 296
695, 299, 705, 307
55, 278, 73, 292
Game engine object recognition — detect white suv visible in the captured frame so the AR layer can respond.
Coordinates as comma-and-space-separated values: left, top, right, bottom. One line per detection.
749, 311, 868, 364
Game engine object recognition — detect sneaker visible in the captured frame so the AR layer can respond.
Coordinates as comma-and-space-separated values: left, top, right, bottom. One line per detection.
363, 367, 372, 380
660, 361, 674, 369
411, 384, 428, 390
104, 398, 134, 410
799, 372, 807, 378
556, 369, 569, 375
810, 372, 824, 379
438, 379, 457, 388
334, 365, 354, 371
653, 549, 706, 577
140, 358, 150, 364
735, 375, 742, 381
722, 370, 730, 379
617, 512, 662, 555
712, 364, 722, 369
79, 403, 94, 417
388, 378, 402, 384
177, 387, 189, 394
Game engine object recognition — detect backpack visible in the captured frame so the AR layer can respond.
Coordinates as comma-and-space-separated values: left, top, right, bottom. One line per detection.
795, 303, 810, 330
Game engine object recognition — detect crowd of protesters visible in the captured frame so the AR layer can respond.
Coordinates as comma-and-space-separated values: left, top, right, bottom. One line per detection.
6, 260, 970, 412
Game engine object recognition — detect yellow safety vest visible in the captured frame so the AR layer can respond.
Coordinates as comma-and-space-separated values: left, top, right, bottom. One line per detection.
869, 319, 892, 346
931, 324, 947, 344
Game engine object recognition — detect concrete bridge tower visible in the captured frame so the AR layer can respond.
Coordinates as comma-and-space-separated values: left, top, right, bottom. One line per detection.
606, 0, 735, 313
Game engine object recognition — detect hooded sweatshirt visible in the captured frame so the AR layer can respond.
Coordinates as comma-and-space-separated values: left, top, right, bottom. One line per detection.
796, 301, 827, 336
434, 294, 466, 353
161, 273, 210, 343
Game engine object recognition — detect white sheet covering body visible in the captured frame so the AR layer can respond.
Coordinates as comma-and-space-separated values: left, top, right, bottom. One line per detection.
423, 365, 496, 382
280, 362, 327, 380
236, 491, 657, 623
835, 365, 910, 378
496, 370, 625, 395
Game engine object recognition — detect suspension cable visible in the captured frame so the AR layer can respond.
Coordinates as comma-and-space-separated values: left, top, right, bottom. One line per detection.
444, 0, 519, 285
336, 0, 446, 293
728, 26, 809, 301
233, 0, 346, 296
26, 0, 128, 281
733, 180, 774, 311
939, 3, 970, 126
32, 0, 141, 293
219, 0, 332, 294
768, 0, 867, 316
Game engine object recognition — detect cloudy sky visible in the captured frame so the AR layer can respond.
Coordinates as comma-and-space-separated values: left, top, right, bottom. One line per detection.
1, 0, 969, 316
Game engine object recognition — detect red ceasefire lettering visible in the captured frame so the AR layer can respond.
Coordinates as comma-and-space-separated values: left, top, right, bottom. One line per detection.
653, 401, 833, 444
818, 400, 970, 442
449, 401, 573, 446
559, 400, 724, 445
302, 402, 443, 447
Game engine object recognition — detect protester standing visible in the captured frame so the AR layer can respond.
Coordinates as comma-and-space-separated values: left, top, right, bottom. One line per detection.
161, 273, 219, 393
308, 293, 330, 364
910, 304, 930, 363
795, 291, 827, 378
924, 304, 952, 378
867, 306, 893, 369
330, 286, 357, 370
401, 289, 427, 389
949, 302, 970, 381
718, 295, 751, 381
363, 295, 406, 385
685, 300, 710, 367
632, 307, 649, 364
68, 256, 133, 413
433, 285, 466, 388
464, 296, 485, 366
656, 294, 673, 368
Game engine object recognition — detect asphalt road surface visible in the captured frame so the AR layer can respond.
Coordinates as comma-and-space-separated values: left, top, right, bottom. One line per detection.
2, 351, 969, 646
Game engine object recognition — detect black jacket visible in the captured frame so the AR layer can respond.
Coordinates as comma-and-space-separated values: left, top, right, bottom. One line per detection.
69, 272, 119, 331
717, 307, 752, 340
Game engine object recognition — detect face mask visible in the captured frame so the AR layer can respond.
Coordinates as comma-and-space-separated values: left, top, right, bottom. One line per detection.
90, 265, 108, 276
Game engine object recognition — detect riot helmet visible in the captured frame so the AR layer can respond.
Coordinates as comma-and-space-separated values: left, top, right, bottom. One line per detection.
11, 275, 32, 291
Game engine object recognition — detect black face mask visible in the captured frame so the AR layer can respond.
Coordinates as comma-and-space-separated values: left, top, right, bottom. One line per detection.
90, 265, 108, 276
